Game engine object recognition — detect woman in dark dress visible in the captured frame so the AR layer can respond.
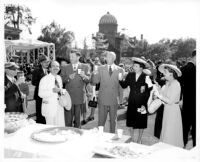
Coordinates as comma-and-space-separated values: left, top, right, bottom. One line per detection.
119, 57, 150, 143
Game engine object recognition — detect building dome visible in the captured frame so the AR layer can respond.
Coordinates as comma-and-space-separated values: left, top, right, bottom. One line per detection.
99, 12, 117, 25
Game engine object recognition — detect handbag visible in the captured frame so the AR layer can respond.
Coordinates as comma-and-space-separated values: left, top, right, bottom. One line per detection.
58, 91, 72, 110
147, 86, 163, 114
88, 97, 97, 108
148, 99, 162, 114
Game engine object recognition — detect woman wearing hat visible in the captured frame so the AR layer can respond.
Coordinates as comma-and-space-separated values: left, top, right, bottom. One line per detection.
154, 64, 184, 147
119, 57, 151, 143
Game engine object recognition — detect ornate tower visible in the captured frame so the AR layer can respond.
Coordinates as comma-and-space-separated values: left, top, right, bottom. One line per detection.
98, 12, 118, 47
97, 12, 121, 64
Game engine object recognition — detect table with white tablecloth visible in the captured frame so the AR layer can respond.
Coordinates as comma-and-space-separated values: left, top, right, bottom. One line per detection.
4, 123, 131, 158
4, 123, 198, 161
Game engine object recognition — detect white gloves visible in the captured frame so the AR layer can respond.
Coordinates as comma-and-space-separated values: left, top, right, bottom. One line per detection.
145, 76, 153, 88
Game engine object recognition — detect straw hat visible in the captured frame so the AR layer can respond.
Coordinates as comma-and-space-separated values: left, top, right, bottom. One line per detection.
158, 64, 182, 77
131, 57, 149, 68
143, 69, 152, 76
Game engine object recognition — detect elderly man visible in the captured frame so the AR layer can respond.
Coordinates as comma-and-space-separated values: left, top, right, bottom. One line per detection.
32, 54, 49, 124
91, 51, 124, 133
60, 49, 90, 128
38, 61, 65, 126
5, 62, 23, 112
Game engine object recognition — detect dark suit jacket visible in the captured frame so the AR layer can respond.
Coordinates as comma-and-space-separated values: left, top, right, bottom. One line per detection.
119, 72, 150, 107
32, 66, 46, 100
61, 63, 90, 105
5, 75, 23, 112
180, 62, 196, 111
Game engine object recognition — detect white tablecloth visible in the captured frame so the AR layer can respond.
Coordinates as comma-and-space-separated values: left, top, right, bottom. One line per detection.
4, 123, 130, 158
4, 123, 198, 161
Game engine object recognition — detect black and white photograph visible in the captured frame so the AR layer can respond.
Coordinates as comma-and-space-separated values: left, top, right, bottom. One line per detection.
1, 0, 199, 161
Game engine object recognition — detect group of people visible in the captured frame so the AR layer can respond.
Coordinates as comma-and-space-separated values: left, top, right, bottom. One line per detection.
4, 49, 196, 149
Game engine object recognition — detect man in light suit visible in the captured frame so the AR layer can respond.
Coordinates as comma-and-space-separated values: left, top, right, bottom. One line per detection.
91, 51, 124, 133
38, 61, 65, 126
60, 49, 90, 128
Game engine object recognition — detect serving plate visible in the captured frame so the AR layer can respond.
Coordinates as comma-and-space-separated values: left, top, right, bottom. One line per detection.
31, 127, 83, 143
4, 112, 28, 133
5, 112, 28, 122
93, 143, 153, 159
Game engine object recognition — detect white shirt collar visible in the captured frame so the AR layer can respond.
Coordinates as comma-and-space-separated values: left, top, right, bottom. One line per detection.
43, 68, 47, 74
73, 62, 80, 68
49, 73, 57, 79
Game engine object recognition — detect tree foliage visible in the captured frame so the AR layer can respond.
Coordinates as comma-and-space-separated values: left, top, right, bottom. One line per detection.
132, 37, 196, 62
4, 4, 36, 33
37, 21, 75, 61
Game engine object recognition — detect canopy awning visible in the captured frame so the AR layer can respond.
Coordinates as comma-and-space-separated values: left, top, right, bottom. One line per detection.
5, 39, 54, 50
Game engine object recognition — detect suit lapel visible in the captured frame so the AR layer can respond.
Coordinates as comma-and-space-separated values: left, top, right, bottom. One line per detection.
112, 65, 118, 76
104, 65, 110, 77
135, 72, 143, 83
69, 63, 74, 73
78, 63, 82, 70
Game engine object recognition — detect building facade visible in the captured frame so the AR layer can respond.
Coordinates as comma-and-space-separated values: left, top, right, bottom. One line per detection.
94, 12, 135, 64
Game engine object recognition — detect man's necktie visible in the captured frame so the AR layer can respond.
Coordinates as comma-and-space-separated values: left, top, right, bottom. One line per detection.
55, 77, 61, 96
109, 65, 113, 76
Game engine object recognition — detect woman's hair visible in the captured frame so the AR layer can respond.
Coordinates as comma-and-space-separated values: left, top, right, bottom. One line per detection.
164, 66, 178, 79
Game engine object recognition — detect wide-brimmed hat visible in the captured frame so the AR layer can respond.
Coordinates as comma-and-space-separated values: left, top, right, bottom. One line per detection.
158, 64, 182, 77
39, 54, 49, 63
143, 69, 152, 76
5, 62, 19, 70
131, 57, 149, 68
147, 59, 156, 69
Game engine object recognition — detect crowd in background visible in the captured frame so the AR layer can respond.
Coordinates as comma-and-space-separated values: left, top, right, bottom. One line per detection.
4, 49, 196, 149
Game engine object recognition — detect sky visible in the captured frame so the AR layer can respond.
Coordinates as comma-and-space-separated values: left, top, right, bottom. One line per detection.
3, 0, 200, 48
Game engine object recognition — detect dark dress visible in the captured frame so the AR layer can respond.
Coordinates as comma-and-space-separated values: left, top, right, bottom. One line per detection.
119, 72, 150, 128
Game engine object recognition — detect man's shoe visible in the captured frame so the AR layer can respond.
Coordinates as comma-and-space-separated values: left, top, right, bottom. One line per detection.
86, 117, 94, 122
81, 120, 87, 125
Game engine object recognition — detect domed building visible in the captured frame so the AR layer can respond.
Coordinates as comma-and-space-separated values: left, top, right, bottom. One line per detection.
93, 12, 137, 64
99, 12, 118, 36
96, 12, 122, 64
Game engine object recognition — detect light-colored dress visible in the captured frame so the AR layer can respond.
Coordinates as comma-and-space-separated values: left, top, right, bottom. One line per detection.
160, 80, 184, 148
